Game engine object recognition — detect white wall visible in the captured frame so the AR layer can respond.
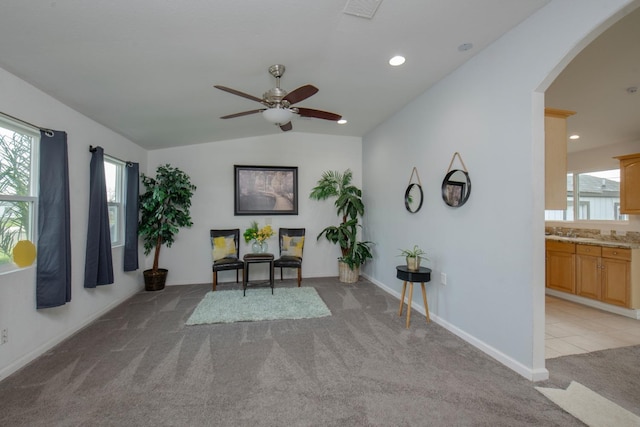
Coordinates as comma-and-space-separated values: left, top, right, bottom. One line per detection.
361, 0, 637, 381
0, 67, 147, 380
146, 132, 362, 286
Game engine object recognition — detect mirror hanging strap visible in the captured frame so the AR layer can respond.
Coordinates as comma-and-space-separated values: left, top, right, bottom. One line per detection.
407, 166, 422, 187
446, 152, 468, 173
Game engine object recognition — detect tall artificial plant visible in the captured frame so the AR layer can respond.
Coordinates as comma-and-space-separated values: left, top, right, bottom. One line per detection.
309, 169, 373, 270
139, 164, 196, 273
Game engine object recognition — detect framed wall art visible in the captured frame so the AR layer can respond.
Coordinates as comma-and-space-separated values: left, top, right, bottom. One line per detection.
234, 165, 298, 215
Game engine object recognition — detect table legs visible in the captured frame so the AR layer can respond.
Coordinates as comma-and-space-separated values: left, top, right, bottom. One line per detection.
243, 260, 274, 296
398, 281, 430, 328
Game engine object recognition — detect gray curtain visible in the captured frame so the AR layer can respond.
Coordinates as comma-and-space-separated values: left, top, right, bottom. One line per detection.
123, 162, 139, 271
84, 146, 113, 288
36, 130, 72, 309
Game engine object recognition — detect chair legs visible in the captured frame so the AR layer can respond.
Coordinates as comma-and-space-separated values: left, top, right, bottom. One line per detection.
212, 269, 243, 292
278, 266, 301, 287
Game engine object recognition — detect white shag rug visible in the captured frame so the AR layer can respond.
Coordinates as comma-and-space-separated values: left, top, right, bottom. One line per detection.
186, 287, 331, 325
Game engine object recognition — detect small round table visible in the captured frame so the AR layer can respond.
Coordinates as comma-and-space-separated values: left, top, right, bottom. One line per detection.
396, 265, 432, 328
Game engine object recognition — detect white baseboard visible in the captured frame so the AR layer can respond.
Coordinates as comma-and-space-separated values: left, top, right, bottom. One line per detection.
363, 273, 548, 382
546, 289, 640, 319
0, 287, 142, 382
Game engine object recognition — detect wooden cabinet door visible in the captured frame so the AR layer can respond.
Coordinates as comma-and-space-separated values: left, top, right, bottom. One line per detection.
545, 109, 575, 210
602, 257, 631, 307
576, 254, 601, 300
616, 153, 640, 214
546, 251, 576, 293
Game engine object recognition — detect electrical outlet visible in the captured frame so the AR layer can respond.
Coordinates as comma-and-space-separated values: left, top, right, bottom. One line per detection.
1, 328, 7, 345
440, 273, 447, 285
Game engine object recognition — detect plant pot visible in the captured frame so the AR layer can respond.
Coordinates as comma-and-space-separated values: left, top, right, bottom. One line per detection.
338, 261, 359, 283
143, 268, 168, 291
406, 256, 420, 271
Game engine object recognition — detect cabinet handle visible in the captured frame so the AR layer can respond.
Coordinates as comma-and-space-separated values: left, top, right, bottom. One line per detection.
613, 251, 618, 255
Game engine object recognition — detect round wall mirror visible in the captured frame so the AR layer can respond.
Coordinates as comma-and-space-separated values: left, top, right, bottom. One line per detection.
405, 183, 423, 213
441, 169, 471, 207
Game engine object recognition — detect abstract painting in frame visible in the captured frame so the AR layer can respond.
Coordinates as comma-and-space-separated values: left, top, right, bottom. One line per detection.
234, 165, 298, 215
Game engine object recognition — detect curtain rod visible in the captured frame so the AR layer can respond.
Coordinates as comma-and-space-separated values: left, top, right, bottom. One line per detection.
0, 111, 55, 137
89, 145, 134, 167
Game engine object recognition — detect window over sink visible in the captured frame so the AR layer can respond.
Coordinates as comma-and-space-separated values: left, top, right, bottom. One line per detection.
545, 169, 628, 222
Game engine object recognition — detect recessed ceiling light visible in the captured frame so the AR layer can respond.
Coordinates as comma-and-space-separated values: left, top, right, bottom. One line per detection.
337, 119, 347, 125
389, 55, 405, 66
569, 134, 580, 140
458, 43, 473, 52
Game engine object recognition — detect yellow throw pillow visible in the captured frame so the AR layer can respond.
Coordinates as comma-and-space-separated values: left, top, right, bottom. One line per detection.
282, 235, 304, 258
212, 236, 236, 261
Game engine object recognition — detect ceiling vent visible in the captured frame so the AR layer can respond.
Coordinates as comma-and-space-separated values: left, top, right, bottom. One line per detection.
343, 0, 382, 19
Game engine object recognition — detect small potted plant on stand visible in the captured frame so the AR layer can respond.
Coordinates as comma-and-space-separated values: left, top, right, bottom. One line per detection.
398, 245, 427, 271
139, 164, 196, 291
310, 169, 373, 283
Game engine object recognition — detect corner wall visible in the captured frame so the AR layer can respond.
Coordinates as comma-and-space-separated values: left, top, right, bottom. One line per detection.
361, 0, 636, 380
0, 67, 147, 381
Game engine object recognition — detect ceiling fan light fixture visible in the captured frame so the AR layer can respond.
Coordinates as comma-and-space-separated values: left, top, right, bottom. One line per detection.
263, 107, 294, 125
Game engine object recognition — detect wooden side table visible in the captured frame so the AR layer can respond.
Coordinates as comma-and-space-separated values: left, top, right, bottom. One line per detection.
243, 253, 274, 296
396, 265, 432, 328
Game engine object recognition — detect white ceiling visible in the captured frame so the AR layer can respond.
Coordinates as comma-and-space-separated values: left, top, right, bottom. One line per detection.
546, 6, 640, 154
0, 0, 552, 150
4, 1, 638, 154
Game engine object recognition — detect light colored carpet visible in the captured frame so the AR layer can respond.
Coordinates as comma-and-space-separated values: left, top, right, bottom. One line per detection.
536, 381, 640, 427
186, 287, 331, 325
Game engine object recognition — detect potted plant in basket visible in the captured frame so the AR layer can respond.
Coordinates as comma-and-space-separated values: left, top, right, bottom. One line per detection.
398, 245, 427, 271
139, 164, 196, 291
309, 169, 373, 283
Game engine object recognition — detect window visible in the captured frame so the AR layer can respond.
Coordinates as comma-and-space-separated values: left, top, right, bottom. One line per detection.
104, 156, 125, 246
545, 169, 628, 222
0, 116, 39, 272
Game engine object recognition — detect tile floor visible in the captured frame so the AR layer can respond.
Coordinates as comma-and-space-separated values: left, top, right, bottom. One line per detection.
545, 295, 640, 358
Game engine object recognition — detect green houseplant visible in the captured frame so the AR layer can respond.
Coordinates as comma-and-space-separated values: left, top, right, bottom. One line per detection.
309, 169, 373, 283
139, 164, 196, 291
398, 245, 427, 271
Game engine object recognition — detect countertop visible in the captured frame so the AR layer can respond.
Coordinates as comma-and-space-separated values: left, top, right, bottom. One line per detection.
545, 235, 640, 249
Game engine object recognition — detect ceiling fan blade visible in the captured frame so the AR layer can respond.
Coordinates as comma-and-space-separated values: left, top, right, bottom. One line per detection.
280, 122, 293, 132
283, 85, 318, 105
220, 109, 264, 119
214, 85, 264, 104
296, 107, 342, 121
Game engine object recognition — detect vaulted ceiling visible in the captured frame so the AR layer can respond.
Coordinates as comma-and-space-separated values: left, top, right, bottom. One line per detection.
0, 1, 550, 149
2, 1, 637, 154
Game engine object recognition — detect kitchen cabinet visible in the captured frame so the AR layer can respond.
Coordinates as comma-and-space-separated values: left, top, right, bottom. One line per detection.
576, 244, 602, 300
601, 247, 631, 307
615, 152, 640, 214
545, 108, 575, 210
547, 240, 639, 309
545, 240, 575, 294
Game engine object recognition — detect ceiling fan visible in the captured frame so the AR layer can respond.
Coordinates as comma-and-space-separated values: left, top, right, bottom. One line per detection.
214, 64, 342, 132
